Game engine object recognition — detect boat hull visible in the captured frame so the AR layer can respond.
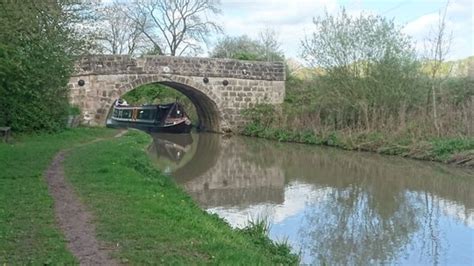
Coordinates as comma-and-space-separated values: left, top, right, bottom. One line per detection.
107, 119, 192, 134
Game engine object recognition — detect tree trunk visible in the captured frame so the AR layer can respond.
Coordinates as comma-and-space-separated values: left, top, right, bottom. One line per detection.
399, 101, 406, 131
431, 84, 440, 136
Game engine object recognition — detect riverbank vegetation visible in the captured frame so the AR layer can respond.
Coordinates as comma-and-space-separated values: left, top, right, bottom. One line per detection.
64, 130, 298, 264
242, 10, 473, 166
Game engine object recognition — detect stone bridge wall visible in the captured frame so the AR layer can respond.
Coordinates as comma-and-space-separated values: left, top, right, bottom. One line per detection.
69, 55, 286, 132
74, 55, 285, 81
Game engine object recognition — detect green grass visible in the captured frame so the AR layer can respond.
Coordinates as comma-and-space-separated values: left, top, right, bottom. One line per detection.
64, 130, 298, 264
430, 138, 474, 161
242, 122, 474, 165
0, 127, 117, 264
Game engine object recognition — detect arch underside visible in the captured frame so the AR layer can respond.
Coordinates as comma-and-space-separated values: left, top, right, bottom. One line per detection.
158, 81, 220, 132
106, 75, 222, 133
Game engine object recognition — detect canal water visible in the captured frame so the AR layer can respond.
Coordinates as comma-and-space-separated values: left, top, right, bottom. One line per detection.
148, 133, 474, 265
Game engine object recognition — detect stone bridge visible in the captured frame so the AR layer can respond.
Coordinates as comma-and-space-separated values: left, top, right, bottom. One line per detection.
68, 55, 285, 132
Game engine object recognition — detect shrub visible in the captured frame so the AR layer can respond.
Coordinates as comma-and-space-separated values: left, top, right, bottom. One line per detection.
0, 1, 93, 132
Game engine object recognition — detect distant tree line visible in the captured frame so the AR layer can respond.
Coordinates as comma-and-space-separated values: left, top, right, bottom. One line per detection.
210, 29, 284, 62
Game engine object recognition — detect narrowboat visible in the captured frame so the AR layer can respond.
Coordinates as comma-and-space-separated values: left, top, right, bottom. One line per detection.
106, 102, 192, 133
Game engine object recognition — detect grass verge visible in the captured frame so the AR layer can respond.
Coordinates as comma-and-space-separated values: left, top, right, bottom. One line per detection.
0, 127, 117, 264
63, 129, 298, 264
242, 122, 474, 167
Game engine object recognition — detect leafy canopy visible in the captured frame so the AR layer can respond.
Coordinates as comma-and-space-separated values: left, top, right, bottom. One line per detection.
0, 1, 93, 132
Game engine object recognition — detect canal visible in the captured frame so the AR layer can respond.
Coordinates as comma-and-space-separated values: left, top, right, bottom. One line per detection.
148, 133, 474, 265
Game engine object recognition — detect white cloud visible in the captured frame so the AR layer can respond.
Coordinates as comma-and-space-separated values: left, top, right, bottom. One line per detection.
403, 13, 440, 37
215, 0, 339, 59
207, 182, 330, 228
402, 0, 473, 60
448, 0, 473, 15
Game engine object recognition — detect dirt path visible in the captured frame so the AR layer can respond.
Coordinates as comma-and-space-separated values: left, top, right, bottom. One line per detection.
45, 130, 127, 265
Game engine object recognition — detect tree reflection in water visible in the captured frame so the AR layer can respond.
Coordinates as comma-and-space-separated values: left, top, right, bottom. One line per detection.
239, 137, 473, 265
300, 188, 419, 264
149, 133, 474, 265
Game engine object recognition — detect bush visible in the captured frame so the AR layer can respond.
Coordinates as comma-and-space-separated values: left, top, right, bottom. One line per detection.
242, 104, 277, 128
300, 9, 421, 132
0, 1, 92, 132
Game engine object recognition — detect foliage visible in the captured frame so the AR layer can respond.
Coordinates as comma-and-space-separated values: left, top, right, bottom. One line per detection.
68, 105, 81, 116
238, 218, 299, 265
242, 104, 276, 128
430, 138, 474, 161
0, 1, 94, 132
440, 77, 474, 105
211, 34, 284, 62
64, 129, 299, 264
243, 30, 473, 165
0, 128, 115, 264
301, 9, 421, 131
242, 120, 473, 165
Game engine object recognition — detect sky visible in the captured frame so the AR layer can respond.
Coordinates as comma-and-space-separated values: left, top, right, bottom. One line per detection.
102, 0, 473, 61
214, 0, 473, 61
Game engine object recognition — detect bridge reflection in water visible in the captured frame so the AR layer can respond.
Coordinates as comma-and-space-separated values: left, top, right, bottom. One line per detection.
148, 133, 284, 208
148, 133, 474, 265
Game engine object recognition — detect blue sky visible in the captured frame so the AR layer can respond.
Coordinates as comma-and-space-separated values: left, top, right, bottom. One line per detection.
215, 0, 473, 60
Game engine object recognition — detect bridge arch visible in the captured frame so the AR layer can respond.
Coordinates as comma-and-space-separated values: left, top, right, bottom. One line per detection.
114, 74, 222, 132
68, 55, 285, 133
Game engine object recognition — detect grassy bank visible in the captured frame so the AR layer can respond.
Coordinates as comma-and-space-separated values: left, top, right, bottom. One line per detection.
0, 128, 116, 264
63, 130, 298, 264
241, 122, 474, 167
242, 75, 473, 166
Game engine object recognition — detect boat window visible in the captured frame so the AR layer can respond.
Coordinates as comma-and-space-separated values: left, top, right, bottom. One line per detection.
122, 110, 131, 119
138, 110, 152, 120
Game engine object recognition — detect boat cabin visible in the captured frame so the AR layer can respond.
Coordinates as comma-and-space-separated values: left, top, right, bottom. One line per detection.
108, 102, 192, 133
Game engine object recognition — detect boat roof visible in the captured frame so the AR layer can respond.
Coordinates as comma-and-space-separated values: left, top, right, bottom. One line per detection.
114, 102, 182, 110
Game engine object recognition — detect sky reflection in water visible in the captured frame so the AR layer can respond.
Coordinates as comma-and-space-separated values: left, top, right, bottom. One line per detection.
149, 133, 474, 265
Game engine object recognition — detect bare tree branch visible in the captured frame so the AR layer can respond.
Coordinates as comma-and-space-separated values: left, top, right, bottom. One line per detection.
423, 0, 453, 136
97, 1, 150, 55
127, 0, 222, 56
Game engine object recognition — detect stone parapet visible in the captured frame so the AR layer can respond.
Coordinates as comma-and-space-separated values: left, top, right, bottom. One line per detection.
73, 55, 285, 81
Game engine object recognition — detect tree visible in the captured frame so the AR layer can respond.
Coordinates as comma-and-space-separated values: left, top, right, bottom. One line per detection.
423, 1, 452, 136
126, 0, 222, 56
0, 0, 94, 132
211, 33, 284, 61
258, 28, 283, 62
98, 3, 148, 55
300, 9, 419, 131
211, 35, 261, 60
